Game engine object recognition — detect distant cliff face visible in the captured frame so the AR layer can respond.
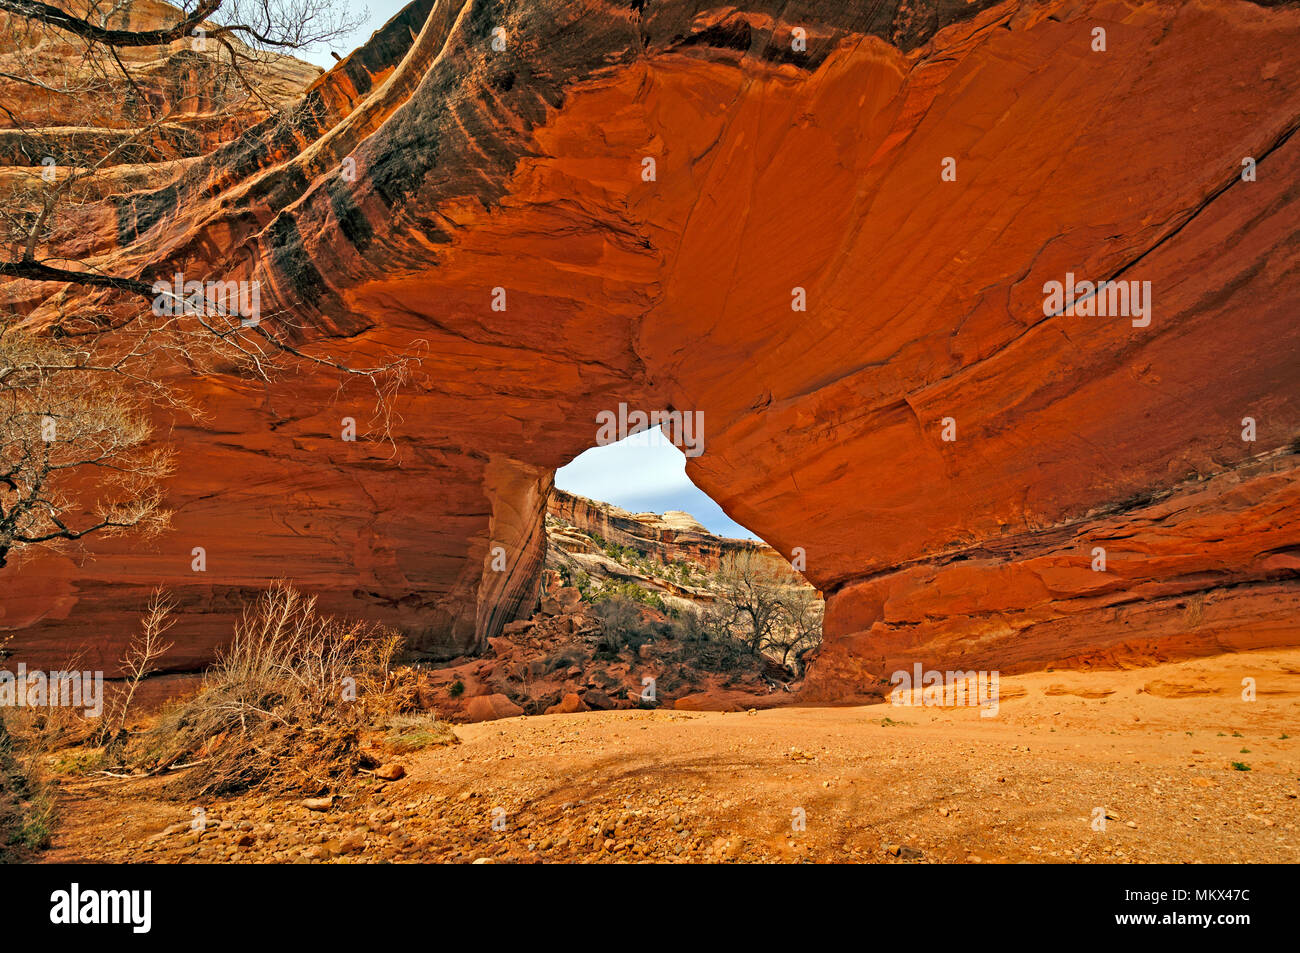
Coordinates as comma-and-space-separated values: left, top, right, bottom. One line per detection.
547, 489, 790, 577
2, 1, 1298, 696
545, 488, 817, 615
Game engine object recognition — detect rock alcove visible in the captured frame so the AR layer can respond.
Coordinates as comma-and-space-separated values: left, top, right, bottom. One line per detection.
3, 0, 1298, 701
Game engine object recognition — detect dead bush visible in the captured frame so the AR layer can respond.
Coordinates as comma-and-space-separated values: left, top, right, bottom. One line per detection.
0, 715, 55, 860
0, 649, 94, 755
137, 582, 413, 797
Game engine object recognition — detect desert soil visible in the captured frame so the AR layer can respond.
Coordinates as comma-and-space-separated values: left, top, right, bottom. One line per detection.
40, 649, 1300, 864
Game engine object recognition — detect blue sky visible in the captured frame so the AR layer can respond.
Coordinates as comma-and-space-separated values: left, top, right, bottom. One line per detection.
297, 2, 410, 68
555, 428, 758, 540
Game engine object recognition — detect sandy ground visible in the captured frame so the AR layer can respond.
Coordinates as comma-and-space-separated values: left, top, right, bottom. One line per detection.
40, 649, 1300, 864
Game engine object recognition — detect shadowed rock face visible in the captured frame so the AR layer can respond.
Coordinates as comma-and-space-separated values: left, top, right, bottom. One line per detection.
2, 0, 1299, 693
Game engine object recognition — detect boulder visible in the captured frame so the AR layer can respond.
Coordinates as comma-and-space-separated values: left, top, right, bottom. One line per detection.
544, 693, 588, 715
673, 691, 783, 712
552, 587, 583, 612
463, 694, 525, 723
580, 689, 616, 711
674, 692, 743, 713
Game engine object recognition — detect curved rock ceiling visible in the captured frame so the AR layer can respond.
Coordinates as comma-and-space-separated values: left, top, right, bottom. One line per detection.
4, 0, 1299, 700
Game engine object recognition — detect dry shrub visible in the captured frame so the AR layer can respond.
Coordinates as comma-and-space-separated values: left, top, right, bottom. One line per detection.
139, 582, 409, 797
381, 713, 459, 755
0, 715, 55, 860
94, 587, 175, 751
0, 648, 94, 754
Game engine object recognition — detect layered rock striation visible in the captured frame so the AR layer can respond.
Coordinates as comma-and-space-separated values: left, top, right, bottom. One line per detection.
1, 0, 1297, 696
547, 488, 787, 576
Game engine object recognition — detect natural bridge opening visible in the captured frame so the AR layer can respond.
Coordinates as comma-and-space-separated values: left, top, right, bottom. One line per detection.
509, 426, 825, 715
555, 425, 757, 540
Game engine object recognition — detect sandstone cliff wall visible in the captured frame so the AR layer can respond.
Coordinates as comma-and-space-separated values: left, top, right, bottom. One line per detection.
547, 488, 784, 576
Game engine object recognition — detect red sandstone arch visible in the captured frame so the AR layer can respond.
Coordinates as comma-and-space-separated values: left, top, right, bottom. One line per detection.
3, 0, 1299, 700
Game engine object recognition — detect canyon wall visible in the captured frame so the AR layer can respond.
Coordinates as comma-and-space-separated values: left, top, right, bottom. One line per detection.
545, 488, 818, 615
1, 0, 1298, 696
547, 488, 786, 576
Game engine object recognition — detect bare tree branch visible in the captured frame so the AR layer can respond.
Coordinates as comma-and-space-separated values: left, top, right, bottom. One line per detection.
0, 0, 221, 48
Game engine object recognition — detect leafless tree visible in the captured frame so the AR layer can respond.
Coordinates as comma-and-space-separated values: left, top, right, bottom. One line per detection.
765, 587, 823, 673
1, 1, 366, 286
711, 551, 823, 672
0, 319, 173, 566
0, 1, 418, 567
712, 550, 789, 654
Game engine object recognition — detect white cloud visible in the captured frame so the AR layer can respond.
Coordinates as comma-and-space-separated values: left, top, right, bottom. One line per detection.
555, 427, 757, 539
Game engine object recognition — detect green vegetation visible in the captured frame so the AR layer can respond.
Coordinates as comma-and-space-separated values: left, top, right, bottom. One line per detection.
588, 580, 667, 612
571, 546, 823, 679
51, 747, 107, 775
